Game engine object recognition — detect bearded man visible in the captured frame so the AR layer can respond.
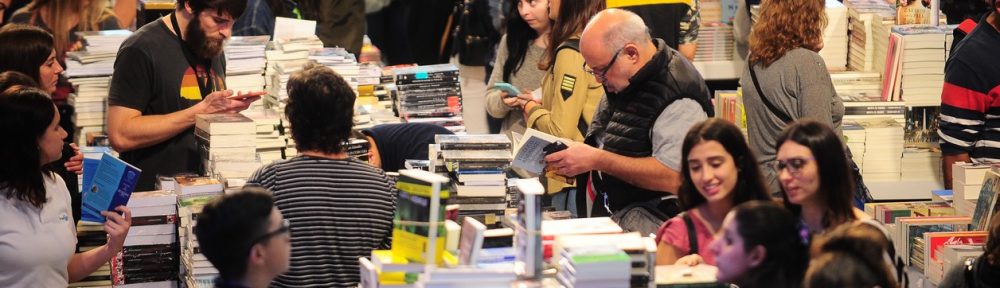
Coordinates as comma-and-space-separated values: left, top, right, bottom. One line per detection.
107, 0, 260, 190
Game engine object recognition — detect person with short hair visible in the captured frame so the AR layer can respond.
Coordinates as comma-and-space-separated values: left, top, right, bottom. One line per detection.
0, 86, 131, 287
804, 222, 900, 288
546, 9, 713, 217
107, 0, 260, 191
247, 63, 395, 287
194, 186, 290, 288
708, 200, 808, 288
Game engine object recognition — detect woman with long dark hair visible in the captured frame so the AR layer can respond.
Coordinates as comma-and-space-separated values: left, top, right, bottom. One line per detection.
485, 0, 551, 137
0, 86, 131, 286
656, 118, 772, 265
709, 200, 808, 288
776, 120, 867, 237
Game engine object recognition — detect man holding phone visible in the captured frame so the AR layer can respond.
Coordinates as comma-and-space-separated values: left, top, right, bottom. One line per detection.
107, 0, 261, 190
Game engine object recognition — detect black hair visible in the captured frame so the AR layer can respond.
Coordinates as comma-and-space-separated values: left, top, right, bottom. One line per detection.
177, 0, 248, 19
0, 24, 55, 84
731, 200, 809, 288
805, 222, 899, 288
0, 86, 56, 209
776, 120, 856, 229
679, 118, 771, 210
286, 62, 355, 154
985, 212, 1000, 266
0, 71, 40, 91
502, 1, 542, 82
194, 186, 276, 281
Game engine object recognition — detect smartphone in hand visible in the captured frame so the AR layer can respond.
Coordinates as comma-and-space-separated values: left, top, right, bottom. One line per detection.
495, 82, 521, 97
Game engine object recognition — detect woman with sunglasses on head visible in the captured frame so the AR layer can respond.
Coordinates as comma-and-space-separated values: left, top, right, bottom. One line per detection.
742, 0, 843, 196
485, 0, 551, 138
0, 86, 131, 286
775, 120, 869, 239
655, 118, 772, 266
514, 0, 604, 215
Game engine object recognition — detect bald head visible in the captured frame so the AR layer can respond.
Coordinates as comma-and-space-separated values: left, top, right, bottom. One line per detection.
581, 9, 652, 57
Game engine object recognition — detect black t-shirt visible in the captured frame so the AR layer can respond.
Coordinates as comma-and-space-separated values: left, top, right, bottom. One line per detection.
108, 19, 226, 190
361, 123, 454, 172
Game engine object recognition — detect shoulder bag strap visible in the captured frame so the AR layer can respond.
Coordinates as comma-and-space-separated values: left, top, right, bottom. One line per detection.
749, 64, 793, 124
682, 213, 698, 255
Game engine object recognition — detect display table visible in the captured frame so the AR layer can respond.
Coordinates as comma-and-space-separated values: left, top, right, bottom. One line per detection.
866, 180, 940, 201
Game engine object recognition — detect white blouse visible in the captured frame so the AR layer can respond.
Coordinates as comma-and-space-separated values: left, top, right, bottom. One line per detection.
0, 173, 77, 287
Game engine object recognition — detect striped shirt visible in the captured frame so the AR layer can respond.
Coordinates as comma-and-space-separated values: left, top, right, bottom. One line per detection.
938, 19, 1000, 162
247, 155, 396, 288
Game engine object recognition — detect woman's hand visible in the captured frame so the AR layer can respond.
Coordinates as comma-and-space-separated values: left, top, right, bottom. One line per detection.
102, 206, 132, 254
65, 143, 83, 175
675, 254, 705, 266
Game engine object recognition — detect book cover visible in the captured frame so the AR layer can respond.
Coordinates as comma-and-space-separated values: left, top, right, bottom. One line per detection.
921, 231, 987, 274
972, 169, 1000, 231
512, 128, 562, 175
81, 152, 141, 223
458, 217, 487, 266
392, 169, 452, 265
515, 178, 544, 278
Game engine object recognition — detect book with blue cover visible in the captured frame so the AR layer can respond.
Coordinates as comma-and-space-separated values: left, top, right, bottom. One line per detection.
81, 152, 141, 223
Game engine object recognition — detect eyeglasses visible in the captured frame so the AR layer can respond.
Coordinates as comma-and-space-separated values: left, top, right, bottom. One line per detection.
250, 219, 291, 246
774, 157, 815, 176
583, 46, 625, 81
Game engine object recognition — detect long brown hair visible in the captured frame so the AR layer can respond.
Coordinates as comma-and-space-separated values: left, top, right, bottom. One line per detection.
748, 0, 826, 67
23, 0, 116, 58
539, 0, 604, 70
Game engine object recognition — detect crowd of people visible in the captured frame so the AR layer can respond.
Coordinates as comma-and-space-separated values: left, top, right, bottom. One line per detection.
1, 0, 1000, 287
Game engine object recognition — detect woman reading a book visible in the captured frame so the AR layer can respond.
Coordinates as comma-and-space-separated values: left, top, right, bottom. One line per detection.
655, 118, 771, 265
741, 0, 843, 196
776, 120, 869, 239
517, 0, 605, 216
485, 0, 551, 137
0, 86, 131, 286
0, 24, 86, 222
708, 200, 808, 288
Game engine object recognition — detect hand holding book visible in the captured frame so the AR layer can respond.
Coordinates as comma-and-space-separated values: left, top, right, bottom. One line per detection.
101, 205, 132, 254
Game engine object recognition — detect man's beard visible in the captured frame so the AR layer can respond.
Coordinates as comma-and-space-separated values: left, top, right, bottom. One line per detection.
185, 16, 226, 59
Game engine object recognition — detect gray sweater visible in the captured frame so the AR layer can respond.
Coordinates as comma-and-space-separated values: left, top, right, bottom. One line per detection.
485, 34, 547, 138
741, 48, 844, 193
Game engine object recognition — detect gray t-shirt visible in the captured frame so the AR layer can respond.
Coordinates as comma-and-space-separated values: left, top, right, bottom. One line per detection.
590, 96, 708, 171
485, 34, 547, 138
741, 48, 844, 193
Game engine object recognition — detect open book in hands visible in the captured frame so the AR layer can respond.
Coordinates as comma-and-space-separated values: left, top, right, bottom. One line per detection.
511, 128, 574, 184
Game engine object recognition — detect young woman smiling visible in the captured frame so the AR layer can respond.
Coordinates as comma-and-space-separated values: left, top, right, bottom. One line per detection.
655, 118, 771, 265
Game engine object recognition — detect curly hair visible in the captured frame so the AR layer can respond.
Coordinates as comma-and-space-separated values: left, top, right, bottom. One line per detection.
748, 0, 826, 67
285, 62, 356, 154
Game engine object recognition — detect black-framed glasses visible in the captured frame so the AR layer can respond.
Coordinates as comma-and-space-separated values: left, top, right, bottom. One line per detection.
250, 219, 290, 246
774, 157, 815, 176
583, 46, 625, 80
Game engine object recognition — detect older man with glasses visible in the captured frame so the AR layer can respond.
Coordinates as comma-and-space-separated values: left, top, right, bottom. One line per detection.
544, 8, 714, 218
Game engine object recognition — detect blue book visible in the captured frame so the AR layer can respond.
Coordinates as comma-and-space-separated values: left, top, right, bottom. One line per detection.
81, 152, 142, 223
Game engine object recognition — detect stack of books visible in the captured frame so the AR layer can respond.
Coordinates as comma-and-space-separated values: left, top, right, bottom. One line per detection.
841, 94, 905, 124
846, 0, 896, 72
553, 233, 657, 288
194, 114, 261, 187
971, 166, 1000, 231
240, 108, 286, 163
832, 71, 883, 101
113, 190, 179, 287
390, 170, 452, 266
884, 25, 951, 105
918, 231, 987, 282
893, 216, 971, 268
65, 30, 132, 141
344, 137, 371, 162
932, 244, 985, 285
900, 147, 942, 185
70, 222, 112, 288
393, 64, 465, 132
821, 0, 850, 71
951, 163, 991, 217
857, 118, 905, 181
713, 90, 746, 134
693, 23, 734, 62
414, 267, 517, 288
225, 36, 269, 109
175, 177, 225, 288
308, 47, 363, 91
843, 121, 866, 168
556, 246, 632, 288
865, 201, 955, 225
436, 134, 512, 220
263, 36, 321, 112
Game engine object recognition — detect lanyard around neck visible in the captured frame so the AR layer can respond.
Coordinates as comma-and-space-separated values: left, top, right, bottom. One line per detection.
169, 12, 216, 98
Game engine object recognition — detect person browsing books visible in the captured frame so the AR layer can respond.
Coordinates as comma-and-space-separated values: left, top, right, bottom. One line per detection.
708, 201, 808, 288
741, 0, 843, 195
939, 0, 1000, 189
485, 0, 551, 138
361, 123, 453, 173
544, 9, 713, 217
0, 25, 86, 223
0, 86, 131, 287
246, 63, 395, 287
655, 119, 771, 266
107, 0, 260, 191
194, 186, 290, 288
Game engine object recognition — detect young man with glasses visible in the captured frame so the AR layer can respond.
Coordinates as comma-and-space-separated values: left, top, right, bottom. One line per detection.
194, 186, 290, 288
544, 9, 713, 217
